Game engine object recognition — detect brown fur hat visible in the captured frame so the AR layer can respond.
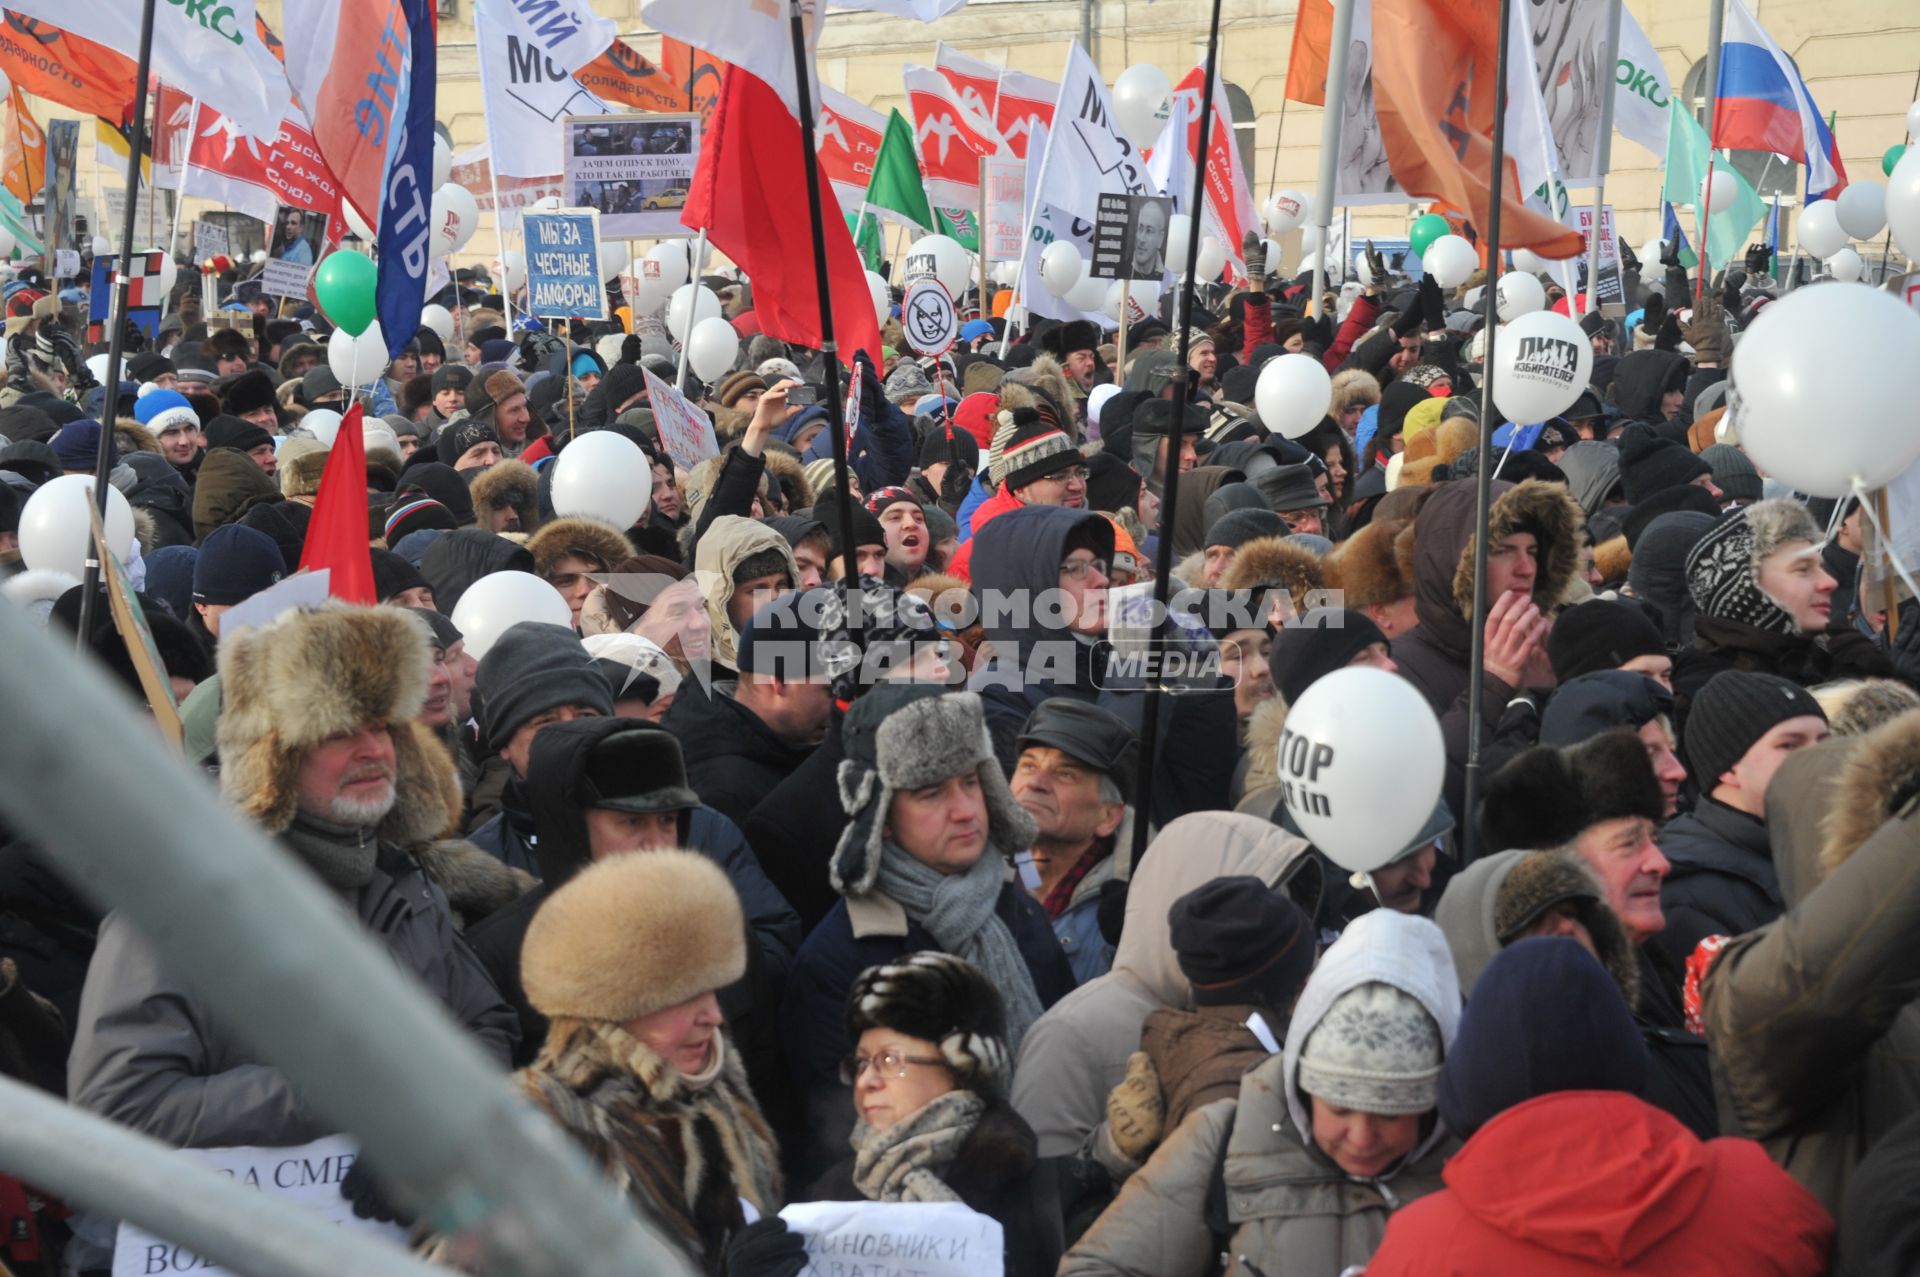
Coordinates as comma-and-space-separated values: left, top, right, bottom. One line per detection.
1325, 517, 1416, 611
998, 354, 1076, 435
469, 458, 542, 533
522, 849, 746, 1021
1593, 534, 1632, 587
1449, 479, 1584, 622
1220, 536, 1326, 613
277, 438, 331, 499
528, 516, 632, 579
216, 604, 459, 843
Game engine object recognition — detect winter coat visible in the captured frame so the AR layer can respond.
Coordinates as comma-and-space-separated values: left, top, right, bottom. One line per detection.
1610, 349, 1689, 424
810, 1103, 1064, 1277
780, 876, 1072, 1181
1061, 910, 1460, 1277
1321, 294, 1379, 371
121, 453, 197, 549
1700, 716, 1920, 1216
1052, 849, 1118, 987
1657, 797, 1780, 968
69, 843, 517, 1148
1674, 613, 1893, 714
663, 679, 814, 829
943, 482, 1025, 581
1140, 1004, 1273, 1134
694, 516, 801, 671
1363, 1091, 1832, 1276
1013, 812, 1318, 1159
744, 709, 850, 934
1839, 1110, 1920, 1277
420, 529, 536, 618
0, 831, 99, 1038
1556, 440, 1623, 519
189, 447, 280, 543
1391, 478, 1582, 828
802, 361, 913, 494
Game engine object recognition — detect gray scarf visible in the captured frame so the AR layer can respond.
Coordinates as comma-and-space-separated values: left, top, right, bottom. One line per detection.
283, 812, 379, 898
852, 1089, 985, 1203
873, 841, 1045, 1050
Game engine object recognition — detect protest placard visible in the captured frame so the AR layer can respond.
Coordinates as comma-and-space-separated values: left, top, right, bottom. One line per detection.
262, 205, 330, 299
89, 501, 181, 748
779, 1199, 1004, 1277
523, 207, 607, 320
564, 114, 700, 240
113, 1135, 406, 1277
193, 220, 230, 262
1570, 205, 1625, 306
984, 156, 1026, 261
642, 367, 722, 471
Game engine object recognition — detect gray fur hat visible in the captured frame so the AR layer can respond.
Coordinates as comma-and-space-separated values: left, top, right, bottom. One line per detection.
832, 686, 1038, 896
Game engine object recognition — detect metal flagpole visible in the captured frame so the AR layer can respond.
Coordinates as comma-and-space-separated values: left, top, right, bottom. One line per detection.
160, 96, 197, 317
675, 227, 708, 392
1459, 0, 1518, 863
473, 22, 516, 330
1265, 95, 1290, 201
787, 0, 861, 583
76, 0, 159, 652
1306, 0, 1357, 317
1695, 0, 1727, 307
1129, 0, 1226, 864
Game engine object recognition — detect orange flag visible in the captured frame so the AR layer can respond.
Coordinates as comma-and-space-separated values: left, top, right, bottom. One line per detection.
0, 14, 137, 128
1370, 0, 1584, 256
0, 78, 42, 204
1284, 0, 1335, 106
661, 38, 727, 133
577, 37, 687, 112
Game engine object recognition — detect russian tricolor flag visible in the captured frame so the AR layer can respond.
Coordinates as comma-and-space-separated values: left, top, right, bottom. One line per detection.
1714, 0, 1847, 200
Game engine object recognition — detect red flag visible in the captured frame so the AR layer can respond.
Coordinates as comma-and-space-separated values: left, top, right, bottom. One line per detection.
299, 403, 375, 604
683, 67, 881, 372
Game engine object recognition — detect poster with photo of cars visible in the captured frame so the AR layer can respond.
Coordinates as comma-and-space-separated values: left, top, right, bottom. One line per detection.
563, 114, 701, 241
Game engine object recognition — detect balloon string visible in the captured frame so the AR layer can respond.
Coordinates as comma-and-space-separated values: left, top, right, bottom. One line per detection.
1852, 478, 1920, 611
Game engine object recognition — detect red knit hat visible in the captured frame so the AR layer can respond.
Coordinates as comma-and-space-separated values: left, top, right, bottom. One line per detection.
954, 392, 999, 450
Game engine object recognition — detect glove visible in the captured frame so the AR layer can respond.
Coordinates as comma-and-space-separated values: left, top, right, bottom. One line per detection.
1659, 238, 1681, 269
1686, 292, 1729, 364
1655, 310, 1684, 352
1240, 231, 1266, 289
1618, 239, 1641, 274
1389, 305, 1425, 340
620, 333, 642, 364
1364, 240, 1388, 288
339, 1157, 408, 1226
1744, 243, 1773, 274
1302, 310, 1335, 350
1419, 273, 1446, 332
1638, 290, 1666, 337
724, 1218, 810, 1277
1105, 1051, 1166, 1162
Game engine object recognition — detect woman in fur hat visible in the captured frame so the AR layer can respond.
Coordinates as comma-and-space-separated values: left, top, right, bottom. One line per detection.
425, 850, 782, 1274
788, 953, 1063, 1277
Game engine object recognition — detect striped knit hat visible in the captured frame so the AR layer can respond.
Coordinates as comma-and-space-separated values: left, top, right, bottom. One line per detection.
990, 408, 1079, 492
384, 497, 457, 544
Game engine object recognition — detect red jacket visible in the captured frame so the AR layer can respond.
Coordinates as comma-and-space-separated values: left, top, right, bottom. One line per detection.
946, 483, 1027, 581
1365, 1092, 1832, 1276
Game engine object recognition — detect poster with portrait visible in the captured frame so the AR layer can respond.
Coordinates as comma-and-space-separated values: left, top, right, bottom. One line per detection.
563, 113, 701, 241
1122, 194, 1172, 282
262, 204, 330, 299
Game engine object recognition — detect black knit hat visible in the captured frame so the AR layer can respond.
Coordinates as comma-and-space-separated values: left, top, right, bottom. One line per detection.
1546, 597, 1666, 683
845, 952, 1011, 1098
1168, 875, 1315, 1010
1622, 483, 1722, 548
192, 524, 285, 605
1205, 507, 1287, 552
431, 364, 473, 397
437, 417, 500, 467
476, 621, 614, 751
1219, 363, 1261, 408
916, 424, 980, 471
1254, 463, 1324, 514
1617, 426, 1710, 505
369, 546, 431, 604
202, 414, 273, 456
1684, 670, 1826, 789
1085, 451, 1142, 513
601, 362, 649, 416
1267, 608, 1387, 705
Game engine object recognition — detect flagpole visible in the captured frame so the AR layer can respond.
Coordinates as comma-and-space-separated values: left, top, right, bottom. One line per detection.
1306, 0, 1357, 318
76, 0, 159, 653
785, 1, 860, 585
675, 227, 708, 393
976, 156, 989, 320
1696, 0, 1726, 306
473, 24, 515, 331
1129, 0, 1225, 866
1459, 0, 1517, 864
161, 98, 197, 316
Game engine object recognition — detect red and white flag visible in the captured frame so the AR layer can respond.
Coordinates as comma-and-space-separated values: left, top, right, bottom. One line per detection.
153, 89, 346, 242
993, 68, 1057, 160
818, 87, 885, 216
934, 42, 999, 123
903, 63, 1005, 208
641, 0, 824, 122
1170, 68, 1258, 281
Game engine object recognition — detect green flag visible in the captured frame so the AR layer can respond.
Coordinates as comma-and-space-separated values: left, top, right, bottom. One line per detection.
934, 206, 980, 254
1662, 101, 1764, 271
847, 210, 885, 273
864, 109, 934, 234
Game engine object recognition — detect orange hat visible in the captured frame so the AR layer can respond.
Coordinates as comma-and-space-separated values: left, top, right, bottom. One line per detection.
1104, 515, 1142, 576
993, 289, 1013, 318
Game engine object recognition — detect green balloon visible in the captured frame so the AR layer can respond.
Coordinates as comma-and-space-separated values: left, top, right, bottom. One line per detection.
313, 250, 378, 336
1409, 213, 1451, 259
1885, 143, 1908, 178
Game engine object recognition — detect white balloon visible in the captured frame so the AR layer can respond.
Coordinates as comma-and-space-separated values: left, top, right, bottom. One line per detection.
450, 571, 573, 659
300, 408, 344, 447
1353, 251, 1374, 287
1825, 247, 1863, 282
18, 476, 135, 578
1266, 190, 1310, 234
1835, 182, 1887, 240
497, 250, 526, 294
600, 240, 631, 284
647, 240, 692, 289
1639, 239, 1666, 268
1798, 199, 1848, 259
1495, 271, 1546, 321
532, 196, 563, 212
1423, 234, 1478, 289
1039, 240, 1085, 298
686, 316, 740, 383
327, 321, 388, 389
1280, 667, 1445, 873
1699, 170, 1737, 214
865, 270, 892, 325
551, 429, 652, 528
342, 200, 378, 241
1299, 224, 1322, 254
1103, 278, 1161, 324
1890, 146, 1920, 263
420, 303, 455, 342
1509, 248, 1545, 274
1491, 310, 1592, 423
1063, 270, 1109, 313
429, 183, 480, 257
907, 234, 973, 297
1909, 100, 1920, 139
251, 250, 267, 265
1297, 250, 1322, 275
666, 284, 723, 342
1194, 235, 1227, 282
1732, 283, 1920, 497
431, 133, 453, 190
1112, 64, 1172, 147
1254, 353, 1333, 438
90, 235, 110, 256
1261, 239, 1286, 276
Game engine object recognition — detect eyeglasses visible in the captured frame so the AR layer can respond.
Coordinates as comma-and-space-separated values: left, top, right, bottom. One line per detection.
1040, 466, 1091, 484
838, 1049, 948, 1085
1059, 557, 1109, 580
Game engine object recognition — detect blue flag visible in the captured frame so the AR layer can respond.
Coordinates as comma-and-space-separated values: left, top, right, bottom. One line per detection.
374, 0, 437, 360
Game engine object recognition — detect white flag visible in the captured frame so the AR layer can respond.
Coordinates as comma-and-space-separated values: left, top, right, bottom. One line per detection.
834, 0, 969, 19
475, 0, 614, 75
641, 0, 825, 122
1528, 0, 1672, 184
7, 0, 287, 141
475, 0, 614, 180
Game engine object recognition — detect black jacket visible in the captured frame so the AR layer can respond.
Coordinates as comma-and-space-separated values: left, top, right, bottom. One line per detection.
744, 710, 852, 935
1658, 797, 1780, 969
664, 680, 815, 830
0, 831, 100, 1043
1635, 942, 1718, 1142
420, 529, 535, 617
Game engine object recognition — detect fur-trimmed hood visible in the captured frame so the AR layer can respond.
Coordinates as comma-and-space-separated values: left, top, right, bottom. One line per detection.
1239, 697, 1288, 799
997, 355, 1077, 436
469, 458, 543, 534
1220, 535, 1326, 612
115, 420, 161, 456
760, 445, 813, 511
527, 515, 631, 579
1416, 479, 1582, 641
1791, 711, 1920, 893
217, 603, 461, 846
1325, 516, 1415, 611
415, 838, 535, 927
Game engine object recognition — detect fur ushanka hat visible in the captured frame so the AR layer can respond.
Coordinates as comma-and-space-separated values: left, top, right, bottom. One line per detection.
216, 604, 459, 843
832, 685, 1037, 897
846, 952, 1011, 1098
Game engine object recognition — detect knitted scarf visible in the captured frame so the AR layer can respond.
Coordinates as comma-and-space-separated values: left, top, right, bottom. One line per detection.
851, 1090, 986, 1203
282, 812, 379, 897
874, 841, 1045, 1051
